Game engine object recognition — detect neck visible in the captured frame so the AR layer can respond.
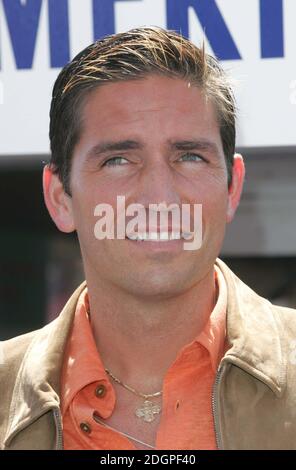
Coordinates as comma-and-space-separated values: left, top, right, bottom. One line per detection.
86, 267, 217, 393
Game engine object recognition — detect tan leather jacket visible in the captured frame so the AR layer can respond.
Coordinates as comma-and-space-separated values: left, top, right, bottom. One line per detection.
1, 258, 296, 450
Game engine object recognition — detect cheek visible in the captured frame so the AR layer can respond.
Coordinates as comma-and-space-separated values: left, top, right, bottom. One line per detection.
74, 179, 115, 215
199, 188, 229, 235
70, 192, 98, 243
73, 190, 123, 247
195, 175, 228, 212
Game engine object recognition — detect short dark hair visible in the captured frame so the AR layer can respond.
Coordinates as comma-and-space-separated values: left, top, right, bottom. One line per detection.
49, 26, 236, 195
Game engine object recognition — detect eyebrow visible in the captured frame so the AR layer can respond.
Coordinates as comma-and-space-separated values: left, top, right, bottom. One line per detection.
85, 140, 144, 161
85, 138, 219, 162
169, 139, 219, 155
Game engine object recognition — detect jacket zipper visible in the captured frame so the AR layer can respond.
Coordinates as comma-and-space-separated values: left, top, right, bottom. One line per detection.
211, 357, 281, 450
53, 408, 63, 450
212, 363, 225, 450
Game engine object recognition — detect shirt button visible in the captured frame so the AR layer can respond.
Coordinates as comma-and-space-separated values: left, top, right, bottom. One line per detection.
80, 422, 92, 434
95, 384, 107, 398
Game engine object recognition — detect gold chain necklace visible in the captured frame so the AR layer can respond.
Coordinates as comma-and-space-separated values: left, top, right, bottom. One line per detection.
105, 368, 163, 423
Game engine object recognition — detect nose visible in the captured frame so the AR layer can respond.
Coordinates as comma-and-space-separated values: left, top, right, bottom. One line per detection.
136, 158, 182, 209
126, 158, 183, 231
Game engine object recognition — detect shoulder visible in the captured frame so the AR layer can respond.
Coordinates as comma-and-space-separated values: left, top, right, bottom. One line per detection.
269, 303, 296, 350
216, 257, 296, 334
0, 328, 44, 443
0, 328, 41, 375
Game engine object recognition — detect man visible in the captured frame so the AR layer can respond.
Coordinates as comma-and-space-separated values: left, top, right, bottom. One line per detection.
1, 27, 296, 450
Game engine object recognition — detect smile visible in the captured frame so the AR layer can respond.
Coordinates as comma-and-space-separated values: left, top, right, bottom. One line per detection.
126, 231, 192, 241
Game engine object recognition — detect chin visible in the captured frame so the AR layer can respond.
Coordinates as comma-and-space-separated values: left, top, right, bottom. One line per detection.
124, 272, 192, 298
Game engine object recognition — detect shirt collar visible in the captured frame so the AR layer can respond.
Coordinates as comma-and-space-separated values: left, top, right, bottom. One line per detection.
61, 288, 114, 415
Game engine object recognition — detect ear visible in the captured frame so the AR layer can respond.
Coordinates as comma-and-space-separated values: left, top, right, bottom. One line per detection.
226, 153, 245, 223
43, 165, 75, 233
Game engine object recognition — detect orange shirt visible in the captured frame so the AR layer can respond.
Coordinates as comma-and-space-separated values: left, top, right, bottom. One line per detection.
61, 265, 227, 450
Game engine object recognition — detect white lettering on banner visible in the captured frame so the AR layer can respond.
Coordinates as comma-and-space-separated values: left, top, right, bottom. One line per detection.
0, 0, 286, 70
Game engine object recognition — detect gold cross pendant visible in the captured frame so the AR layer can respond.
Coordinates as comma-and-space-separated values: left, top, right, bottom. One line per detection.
135, 400, 161, 423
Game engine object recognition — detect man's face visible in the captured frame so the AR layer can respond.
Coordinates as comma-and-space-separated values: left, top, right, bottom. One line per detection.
58, 75, 241, 297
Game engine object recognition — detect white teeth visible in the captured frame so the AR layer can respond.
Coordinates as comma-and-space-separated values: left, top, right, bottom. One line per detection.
126, 233, 140, 241
127, 231, 184, 241
182, 232, 193, 240
149, 232, 158, 240
171, 231, 181, 240
159, 232, 170, 240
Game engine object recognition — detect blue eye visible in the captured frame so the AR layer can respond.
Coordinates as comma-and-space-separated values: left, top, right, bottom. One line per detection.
179, 153, 203, 162
103, 157, 128, 166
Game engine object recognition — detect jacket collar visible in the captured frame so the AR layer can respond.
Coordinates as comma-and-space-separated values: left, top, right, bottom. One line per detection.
4, 259, 286, 446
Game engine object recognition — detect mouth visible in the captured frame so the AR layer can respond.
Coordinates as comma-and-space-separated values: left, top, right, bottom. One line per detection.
125, 231, 192, 242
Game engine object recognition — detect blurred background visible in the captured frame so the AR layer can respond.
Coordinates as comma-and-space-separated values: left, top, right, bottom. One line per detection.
0, 0, 295, 339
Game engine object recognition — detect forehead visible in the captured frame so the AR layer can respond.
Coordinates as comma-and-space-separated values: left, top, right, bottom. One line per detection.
79, 75, 221, 142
